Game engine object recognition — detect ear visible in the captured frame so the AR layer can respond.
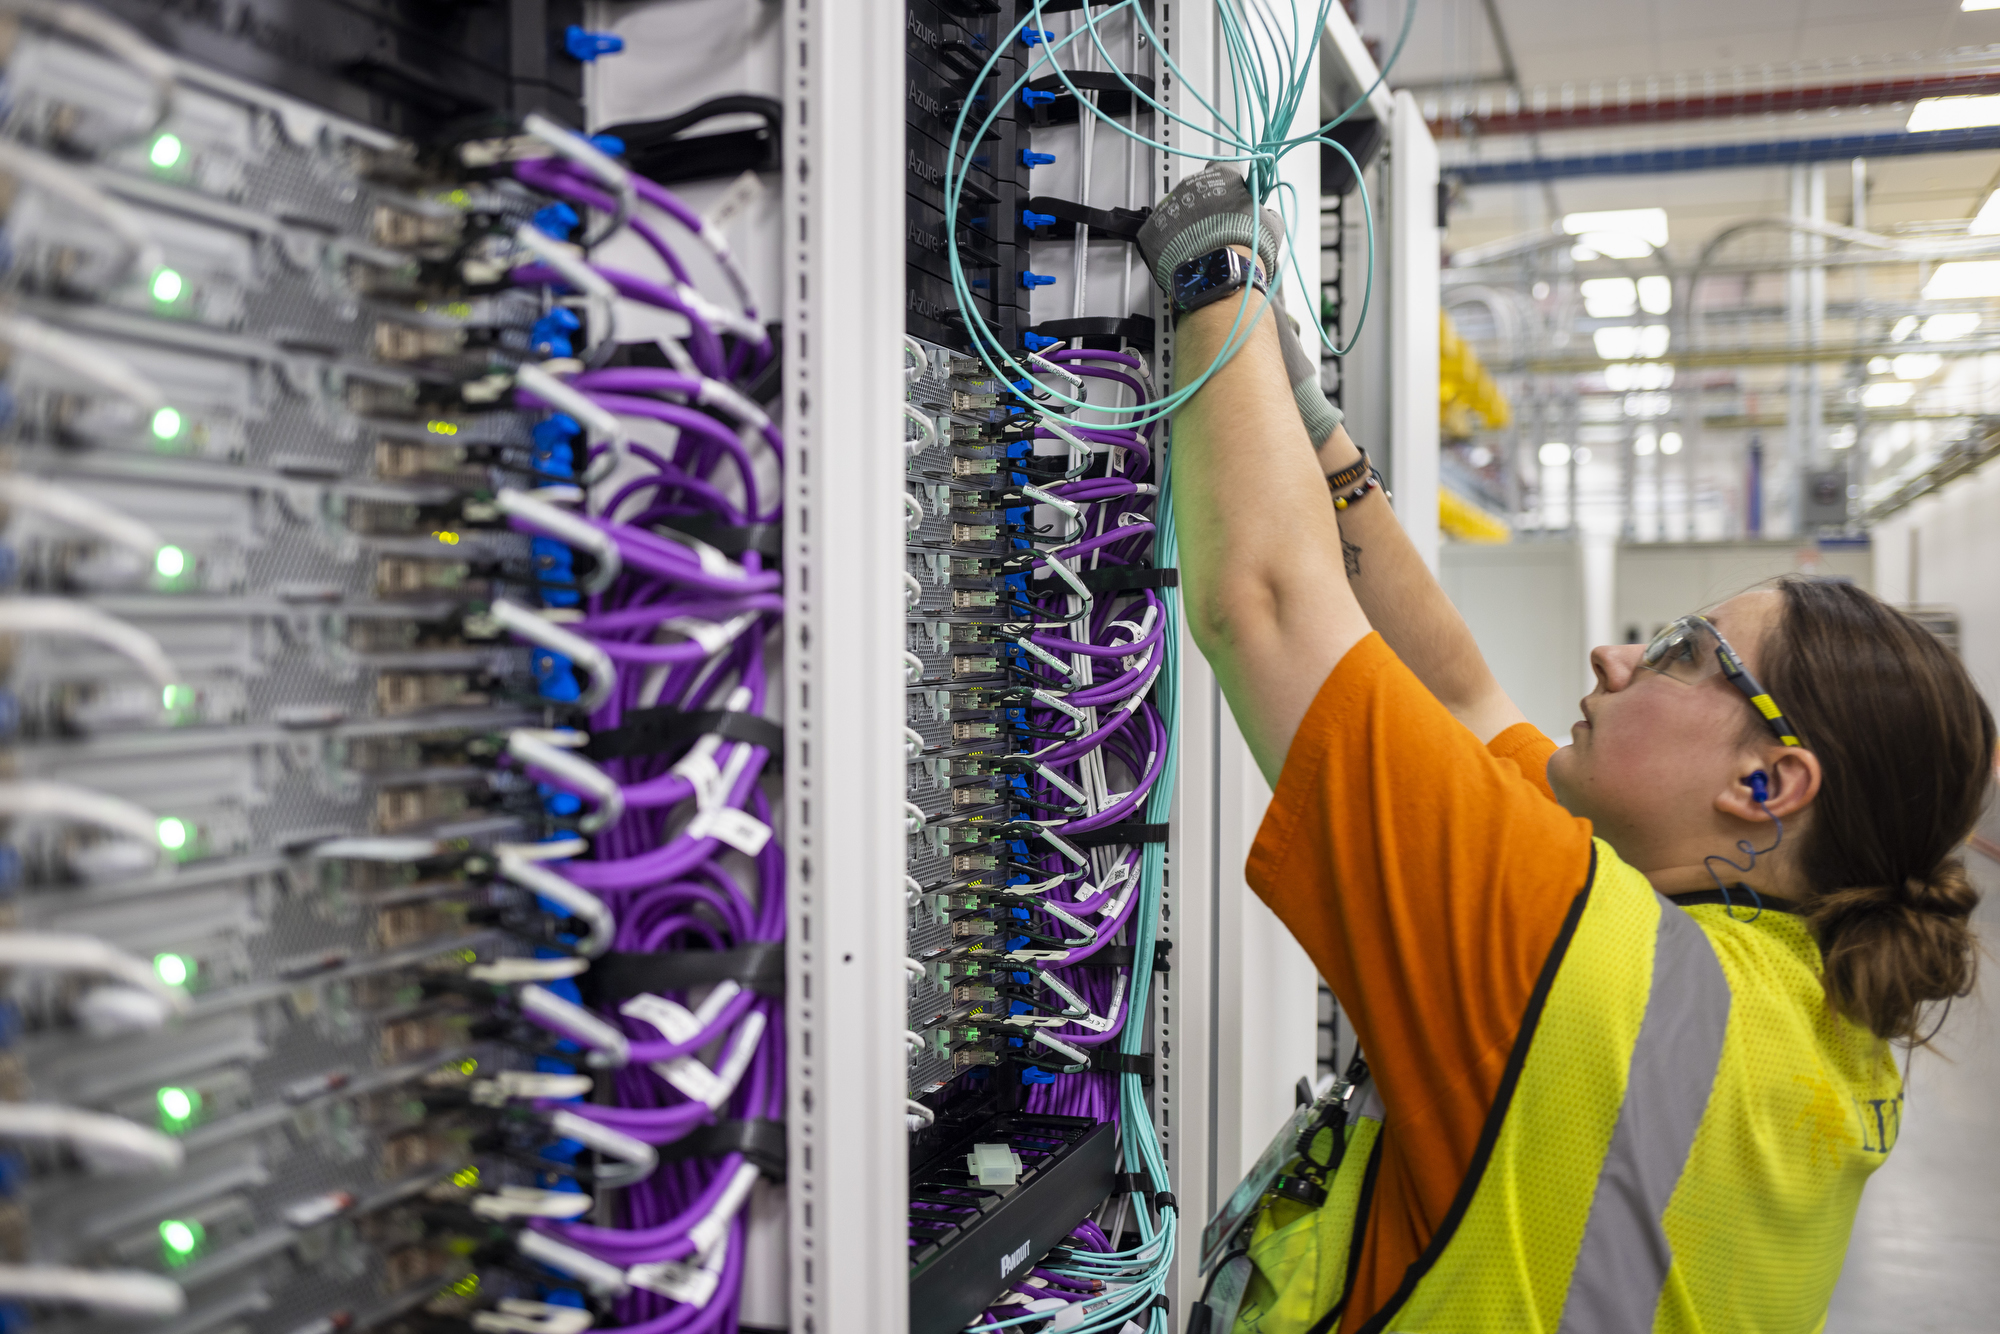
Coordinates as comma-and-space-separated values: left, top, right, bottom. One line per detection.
1714, 748, 1821, 824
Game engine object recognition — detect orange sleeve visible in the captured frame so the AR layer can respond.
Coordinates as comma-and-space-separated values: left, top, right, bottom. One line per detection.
1244, 634, 1593, 1322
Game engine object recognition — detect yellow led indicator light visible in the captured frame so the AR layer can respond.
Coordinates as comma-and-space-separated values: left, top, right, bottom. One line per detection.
153, 952, 191, 987
151, 406, 183, 440
432, 530, 460, 546
155, 817, 190, 852
160, 1219, 202, 1263
155, 545, 187, 578
450, 1165, 479, 1189
425, 420, 458, 436
148, 134, 183, 169
158, 1086, 199, 1124
151, 268, 184, 303
449, 1274, 480, 1298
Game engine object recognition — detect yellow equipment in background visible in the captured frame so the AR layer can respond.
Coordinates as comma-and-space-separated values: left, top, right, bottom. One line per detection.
1441, 313, 1511, 439
1439, 313, 1513, 541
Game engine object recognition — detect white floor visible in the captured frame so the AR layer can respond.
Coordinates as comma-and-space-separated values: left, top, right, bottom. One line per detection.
1824, 847, 2000, 1333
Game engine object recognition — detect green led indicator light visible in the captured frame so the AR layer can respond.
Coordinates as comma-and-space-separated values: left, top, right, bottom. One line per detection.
157, 1086, 199, 1124
151, 268, 184, 303
151, 406, 183, 440
155, 818, 190, 852
154, 545, 186, 578
153, 952, 191, 987
162, 683, 194, 713
148, 134, 183, 169
159, 1219, 202, 1262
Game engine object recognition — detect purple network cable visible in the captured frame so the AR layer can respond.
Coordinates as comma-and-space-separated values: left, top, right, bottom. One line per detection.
488, 162, 784, 1334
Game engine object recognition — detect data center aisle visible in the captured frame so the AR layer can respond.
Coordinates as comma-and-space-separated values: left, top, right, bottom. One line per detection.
1824, 844, 2000, 1333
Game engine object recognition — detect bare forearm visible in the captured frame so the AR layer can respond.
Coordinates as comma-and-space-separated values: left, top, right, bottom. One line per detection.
1171, 288, 1371, 783
1316, 427, 1524, 741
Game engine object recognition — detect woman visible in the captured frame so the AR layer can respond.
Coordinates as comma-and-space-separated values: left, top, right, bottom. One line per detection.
1139, 170, 1995, 1333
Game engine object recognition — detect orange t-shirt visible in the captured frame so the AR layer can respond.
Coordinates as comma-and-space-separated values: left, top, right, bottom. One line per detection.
1245, 632, 1598, 1331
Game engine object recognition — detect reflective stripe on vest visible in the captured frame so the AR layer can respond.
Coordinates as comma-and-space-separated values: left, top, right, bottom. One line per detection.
1556, 896, 1731, 1331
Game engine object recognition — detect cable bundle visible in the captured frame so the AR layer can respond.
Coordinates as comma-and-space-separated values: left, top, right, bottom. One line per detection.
466, 131, 783, 1334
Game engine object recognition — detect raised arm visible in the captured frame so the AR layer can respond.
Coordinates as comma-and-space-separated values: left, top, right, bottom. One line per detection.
1309, 420, 1527, 743
1168, 269, 1371, 785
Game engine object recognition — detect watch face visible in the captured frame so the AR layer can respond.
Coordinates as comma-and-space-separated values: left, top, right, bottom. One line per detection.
1173, 250, 1237, 310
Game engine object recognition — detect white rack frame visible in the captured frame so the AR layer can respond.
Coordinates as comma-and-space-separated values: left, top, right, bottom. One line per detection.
781, 0, 911, 1329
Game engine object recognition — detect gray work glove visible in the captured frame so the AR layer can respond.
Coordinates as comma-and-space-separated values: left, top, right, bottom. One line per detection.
1138, 172, 1342, 446
1135, 166, 1281, 294
1275, 306, 1345, 448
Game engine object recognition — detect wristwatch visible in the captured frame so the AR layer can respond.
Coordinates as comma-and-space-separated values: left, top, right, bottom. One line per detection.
1170, 247, 1268, 314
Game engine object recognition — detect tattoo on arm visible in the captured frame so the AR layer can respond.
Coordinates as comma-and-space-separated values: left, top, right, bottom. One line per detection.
1342, 539, 1362, 578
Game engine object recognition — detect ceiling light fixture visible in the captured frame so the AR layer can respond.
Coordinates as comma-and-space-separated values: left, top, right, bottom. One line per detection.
1908, 94, 2000, 133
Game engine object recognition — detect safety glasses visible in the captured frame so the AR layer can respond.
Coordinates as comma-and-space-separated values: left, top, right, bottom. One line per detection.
1639, 614, 1804, 748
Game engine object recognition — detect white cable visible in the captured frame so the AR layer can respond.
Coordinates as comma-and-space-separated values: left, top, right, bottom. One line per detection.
0, 932, 187, 1011
0, 311, 164, 410
518, 984, 630, 1066
903, 492, 924, 532
506, 730, 624, 834
903, 571, 922, 608
471, 1187, 595, 1221
471, 1299, 595, 1334
489, 598, 616, 713
903, 801, 926, 835
903, 649, 924, 684
903, 403, 938, 457
547, 1108, 657, 1188
515, 363, 625, 485
516, 1231, 628, 1299
0, 2, 175, 131
0, 1264, 184, 1318
496, 850, 615, 957
0, 140, 160, 279
903, 727, 925, 759
496, 488, 622, 595
905, 1029, 925, 1055
905, 875, 923, 908
308, 836, 440, 861
521, 112, 637, 248
512, 223, 618, 362
0, 780, 162, 851
902, 335, 929, 383
0, 474, 166, 563
905, 1099, 935, 1131
0, 1103, 182, 1174
0, 597, 178, 685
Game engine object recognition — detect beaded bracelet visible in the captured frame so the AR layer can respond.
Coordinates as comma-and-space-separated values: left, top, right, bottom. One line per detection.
1322, 446, 1370, 493
1331, 469, 1389, 511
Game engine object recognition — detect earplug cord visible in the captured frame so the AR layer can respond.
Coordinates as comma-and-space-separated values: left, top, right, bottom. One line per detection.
1703, 785, 1782, 922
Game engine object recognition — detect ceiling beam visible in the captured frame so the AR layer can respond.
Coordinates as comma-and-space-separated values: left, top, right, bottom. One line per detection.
1430, 68, 2000, 138
1447, 124, 2000, 185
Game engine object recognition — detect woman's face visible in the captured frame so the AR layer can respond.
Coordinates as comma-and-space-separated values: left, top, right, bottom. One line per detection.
1547, 590, 1783, 862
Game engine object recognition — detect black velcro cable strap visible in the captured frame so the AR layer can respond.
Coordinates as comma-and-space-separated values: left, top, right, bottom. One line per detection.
1091, 1051, 1153, 1084
599, 94, 781, 185
1024, 71, 1158, 121
578, 942, 785, 1004
1075, 566, 1177, 596
582, 706, 783, 763
1026, 315, 1156, 353
658, 1118, 786, 1181
1074, 938, 1172, 972
1024, 195, 1150, 242
664, 514, 783, 563
1068, 821, 1168, 848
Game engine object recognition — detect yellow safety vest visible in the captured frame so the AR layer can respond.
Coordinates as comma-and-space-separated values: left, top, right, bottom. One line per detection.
1227, 839, 1903, 1334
